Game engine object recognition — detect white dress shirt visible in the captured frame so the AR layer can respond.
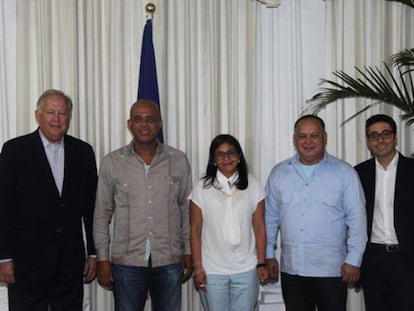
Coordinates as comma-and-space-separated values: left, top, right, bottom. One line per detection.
39, 131, 64, 195
371, 152, 399, 245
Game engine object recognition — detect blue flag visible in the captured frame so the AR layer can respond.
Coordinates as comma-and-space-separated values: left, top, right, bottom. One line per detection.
137, 19, 163, 143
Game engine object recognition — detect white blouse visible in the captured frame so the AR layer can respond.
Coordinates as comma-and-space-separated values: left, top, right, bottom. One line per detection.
190, 171, 265, 274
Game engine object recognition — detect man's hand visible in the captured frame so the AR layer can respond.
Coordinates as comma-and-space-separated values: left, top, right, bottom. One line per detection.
96, 260, 113, 289
266, 258, 279, 282
0, 261, 15, 284
84, 257, 97, 283
340, 263, 360, 284
181, 254, 193, 284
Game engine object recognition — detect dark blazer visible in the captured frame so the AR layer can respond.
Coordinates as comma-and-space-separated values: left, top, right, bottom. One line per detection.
355, 153, 414, 268
0, 129, 97, 281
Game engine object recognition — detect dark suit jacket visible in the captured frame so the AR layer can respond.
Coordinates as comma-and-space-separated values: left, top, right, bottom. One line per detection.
0, 129, 97, 281
355, 153, 414, 277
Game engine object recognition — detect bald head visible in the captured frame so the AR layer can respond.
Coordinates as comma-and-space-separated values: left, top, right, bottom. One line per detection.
130, 99, 161, 120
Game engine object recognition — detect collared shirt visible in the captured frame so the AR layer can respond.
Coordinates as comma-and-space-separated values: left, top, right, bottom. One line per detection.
94, 141, 192, 268
371, 152, 399, 244
39, 130, 64, 194
265, 152, 367, 277
190, 172, 265, 274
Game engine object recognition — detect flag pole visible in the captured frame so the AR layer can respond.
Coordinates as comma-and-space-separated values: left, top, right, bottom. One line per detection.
145, 3, 156, 19
138, 2, 163, 142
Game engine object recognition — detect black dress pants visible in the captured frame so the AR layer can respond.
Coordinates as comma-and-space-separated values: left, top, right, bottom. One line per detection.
8, 276, 83, 311
281, 272, 347, 311
363, 244, 414, 311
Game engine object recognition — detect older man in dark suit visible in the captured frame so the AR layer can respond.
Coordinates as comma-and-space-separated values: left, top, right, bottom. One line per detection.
0, 89, 98, 311
355, 114, 414, 311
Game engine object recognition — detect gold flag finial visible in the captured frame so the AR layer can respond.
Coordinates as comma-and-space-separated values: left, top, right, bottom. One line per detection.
145, 3, 156, 19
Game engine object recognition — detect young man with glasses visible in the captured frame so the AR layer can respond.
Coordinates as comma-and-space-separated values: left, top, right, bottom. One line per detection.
355, 114, 414, 311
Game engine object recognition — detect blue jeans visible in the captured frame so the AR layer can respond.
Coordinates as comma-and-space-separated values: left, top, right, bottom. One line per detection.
112, 263, 181, 311
199, 268, 259, 311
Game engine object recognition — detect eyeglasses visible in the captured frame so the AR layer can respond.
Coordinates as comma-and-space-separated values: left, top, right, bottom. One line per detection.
367, 130, 394, 142
214, 149, 238, 161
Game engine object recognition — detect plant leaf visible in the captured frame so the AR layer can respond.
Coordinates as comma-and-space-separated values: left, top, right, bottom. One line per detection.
385, 0, 414, 9
307, 50, 414, 125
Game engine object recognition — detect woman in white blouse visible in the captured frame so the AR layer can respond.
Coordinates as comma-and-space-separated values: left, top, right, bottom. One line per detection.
190, 134, 268, 311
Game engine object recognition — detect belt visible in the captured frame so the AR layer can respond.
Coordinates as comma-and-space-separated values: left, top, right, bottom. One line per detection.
368, 243, 400, 253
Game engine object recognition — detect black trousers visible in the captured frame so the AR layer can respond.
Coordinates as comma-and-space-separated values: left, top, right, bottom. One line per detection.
363, 244, 414, 311
281, 272, 347, 311
8, 276, 84, 311
8, 242, 84, 311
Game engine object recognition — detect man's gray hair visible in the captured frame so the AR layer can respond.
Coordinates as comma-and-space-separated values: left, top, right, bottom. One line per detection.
36, 89, 73, 112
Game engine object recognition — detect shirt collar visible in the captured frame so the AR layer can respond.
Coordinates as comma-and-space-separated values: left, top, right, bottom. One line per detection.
128, 140, 164, 155
375, 151, 399, 170
215, 170, 239, 190
292, 151, 329, 166
38, 129, 64, 149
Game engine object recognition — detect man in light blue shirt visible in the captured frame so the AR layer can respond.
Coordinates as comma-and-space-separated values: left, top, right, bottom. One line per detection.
265, 115, 367, 311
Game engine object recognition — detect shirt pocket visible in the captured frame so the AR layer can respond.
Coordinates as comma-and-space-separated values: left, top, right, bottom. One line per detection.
113, 181, 129, 208
318, 183, 343, 209
166, 175, 180, 203
165, 176, 182, 255
317, 184, 345, 244
112, 182, 129, 256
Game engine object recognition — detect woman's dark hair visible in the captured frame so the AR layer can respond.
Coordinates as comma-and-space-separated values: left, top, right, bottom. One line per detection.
202, 134, 248, 190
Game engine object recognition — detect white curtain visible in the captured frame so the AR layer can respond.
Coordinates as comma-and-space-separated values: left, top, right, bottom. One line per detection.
1, 0, 413, 310
255, 0, 327, 183
0, 0, 16, 144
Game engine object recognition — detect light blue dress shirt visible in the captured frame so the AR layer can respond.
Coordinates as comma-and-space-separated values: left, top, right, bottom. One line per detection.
265, 152, 367, 277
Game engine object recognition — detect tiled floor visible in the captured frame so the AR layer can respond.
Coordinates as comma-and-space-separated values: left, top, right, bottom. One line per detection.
0, 285, 7, 311
257, 282, 285, 311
